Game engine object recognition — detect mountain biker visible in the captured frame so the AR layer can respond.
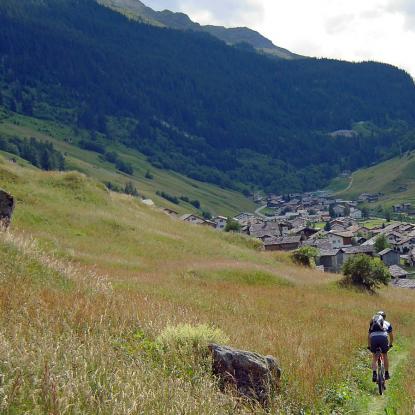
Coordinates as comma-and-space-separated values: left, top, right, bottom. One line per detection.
368, 311, 393, 382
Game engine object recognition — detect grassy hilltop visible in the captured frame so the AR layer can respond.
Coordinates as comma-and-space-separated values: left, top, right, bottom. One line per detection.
1, 156, 415, 413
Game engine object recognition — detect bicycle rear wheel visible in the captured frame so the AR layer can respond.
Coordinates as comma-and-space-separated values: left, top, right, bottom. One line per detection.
377, 360, 385, 395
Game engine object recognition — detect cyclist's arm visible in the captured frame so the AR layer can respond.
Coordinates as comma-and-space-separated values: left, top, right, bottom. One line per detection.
368, 333, 371, 348
389, 332, 394, 345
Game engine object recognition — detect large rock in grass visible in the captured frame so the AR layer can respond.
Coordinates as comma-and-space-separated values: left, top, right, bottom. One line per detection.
209, 343, 281, 406
0, 189, 15, 229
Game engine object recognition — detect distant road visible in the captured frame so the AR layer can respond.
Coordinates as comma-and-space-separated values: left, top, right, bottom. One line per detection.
334, 176, 354, 196
255, 204, 268, 218
344, 176, 354, 192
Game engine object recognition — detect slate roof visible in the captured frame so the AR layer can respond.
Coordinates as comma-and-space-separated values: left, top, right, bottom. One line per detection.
263, 236, 301, 246
342, 246, 374, 254
378, 248, 394, 256
329, 231, 354, 238
392, 278, 415, 289
389, 265, 409, 278
318, 249, 341, 257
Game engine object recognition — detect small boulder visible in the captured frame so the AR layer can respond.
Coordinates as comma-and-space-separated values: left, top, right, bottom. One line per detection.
209, 343, 281, 406
0, 189, 15, 229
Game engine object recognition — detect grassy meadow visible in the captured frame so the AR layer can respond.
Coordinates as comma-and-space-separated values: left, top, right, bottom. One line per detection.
1, 158, 415, 413
330, 151, 415, 210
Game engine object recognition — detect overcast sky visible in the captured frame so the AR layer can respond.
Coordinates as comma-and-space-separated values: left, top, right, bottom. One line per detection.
145, 0, 415, 77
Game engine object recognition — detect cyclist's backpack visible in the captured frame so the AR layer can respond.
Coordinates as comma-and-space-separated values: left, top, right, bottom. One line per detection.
370, 315, 385, 332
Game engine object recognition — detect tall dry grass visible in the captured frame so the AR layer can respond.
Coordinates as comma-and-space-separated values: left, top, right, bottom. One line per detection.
1, 161, 415, 412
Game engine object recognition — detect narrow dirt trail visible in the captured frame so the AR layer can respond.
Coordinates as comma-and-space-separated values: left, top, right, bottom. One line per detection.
366, 348, 408, 414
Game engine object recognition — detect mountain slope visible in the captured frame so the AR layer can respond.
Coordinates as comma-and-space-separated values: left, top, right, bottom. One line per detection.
98, 0, 302, 59
1, 0, 415, 194
0, 109, 255, 216
331, 152, 415, 207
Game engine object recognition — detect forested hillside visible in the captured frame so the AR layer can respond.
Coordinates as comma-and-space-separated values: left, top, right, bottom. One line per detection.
1, 0, 415, 193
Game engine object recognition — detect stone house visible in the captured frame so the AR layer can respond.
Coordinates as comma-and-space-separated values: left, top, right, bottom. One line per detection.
391, 237, 413, 253
328, 231, 353, 248
317, 246, 374, 273
163, 208, 179, 216
263, 236, 301, 252
316, 249, 343, 273
349, 208, 362, 219
213, 216, 228, 231
332, 205, 346, 217
180, 214, 214, 227
378, 248, 400, 266
341, 246, 375, 264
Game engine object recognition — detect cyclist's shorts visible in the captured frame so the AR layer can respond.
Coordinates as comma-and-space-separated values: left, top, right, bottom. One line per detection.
370, 335, 389, 353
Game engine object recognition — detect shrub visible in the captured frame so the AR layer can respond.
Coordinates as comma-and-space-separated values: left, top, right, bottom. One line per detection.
190, 199, 201, 209
116, 159, 134, 175
156, 323, 229, 356
180, 195, 190, 203
156, 324, 229, 377
145, 170, 154, 180
104, 181, 122, 192
104, 151, 119, 163
124, 181, 139, 197
291, 246, 319, 267
202, 210, 212, 220
157, 191, 180, 204
341, 254, 391, 291
79, 139, 106, 154
224, 218, 241, 232
374, 234, 389, 253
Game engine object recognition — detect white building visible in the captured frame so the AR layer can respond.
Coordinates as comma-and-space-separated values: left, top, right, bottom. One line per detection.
213, 216, 228, 231
327, 231, 353, 249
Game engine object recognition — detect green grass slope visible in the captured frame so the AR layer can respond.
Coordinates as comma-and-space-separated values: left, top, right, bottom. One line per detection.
1, 155, 415, 413
0, 109, 255, 217
329, 152, 415, 207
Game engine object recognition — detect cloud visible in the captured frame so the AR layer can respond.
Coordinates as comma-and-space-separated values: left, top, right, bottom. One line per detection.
325, 13, 356, 34
144, 0, 415, 76
145, 0, 264, 27
387, 0, 415, 31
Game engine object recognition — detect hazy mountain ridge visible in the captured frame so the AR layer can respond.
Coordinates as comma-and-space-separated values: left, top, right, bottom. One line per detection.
98, 0, 302, 59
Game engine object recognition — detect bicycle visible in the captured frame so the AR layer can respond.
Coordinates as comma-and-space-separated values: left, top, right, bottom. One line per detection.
375, 347, 386, 395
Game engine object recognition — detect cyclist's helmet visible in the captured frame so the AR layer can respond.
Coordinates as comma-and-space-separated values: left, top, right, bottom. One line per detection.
377, 311, 386, 319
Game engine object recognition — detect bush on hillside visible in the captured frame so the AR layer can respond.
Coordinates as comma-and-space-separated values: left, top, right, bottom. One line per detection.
116, 159, 134, 175
156, 324, 229, 376
224, 218, 241, 232
291, 246, 319, 267
145, 169, 154, 180
157, 191, 179, 204
341, 254, 391, 291
156, 324, 229, 355
79, 139, 106, 154
124, 181, 139, 197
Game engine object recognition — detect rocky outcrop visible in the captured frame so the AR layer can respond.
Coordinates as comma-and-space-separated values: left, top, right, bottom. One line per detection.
0, 189, 15, 229
209, 343, 281, 406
